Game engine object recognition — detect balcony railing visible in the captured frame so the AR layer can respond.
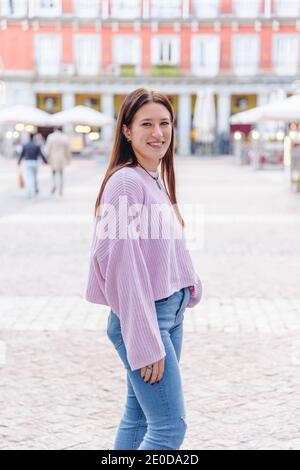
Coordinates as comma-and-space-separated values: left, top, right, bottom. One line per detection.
10, 60, 299, 79
1, 1, 300, 20
107, 64, 141, 76
150, 64, 180, 76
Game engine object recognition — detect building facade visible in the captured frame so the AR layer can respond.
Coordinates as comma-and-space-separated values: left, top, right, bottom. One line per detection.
0, 0, 300, 154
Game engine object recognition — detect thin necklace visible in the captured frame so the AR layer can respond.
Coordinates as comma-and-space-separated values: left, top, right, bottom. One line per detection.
137, 162, 163, 190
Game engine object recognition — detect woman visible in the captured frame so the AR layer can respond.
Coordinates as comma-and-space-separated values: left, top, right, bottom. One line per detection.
85, 88, 203, 450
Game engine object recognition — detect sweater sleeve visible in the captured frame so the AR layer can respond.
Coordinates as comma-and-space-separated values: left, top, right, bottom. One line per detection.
186, 273, 203, 308
94, 171, 166, 371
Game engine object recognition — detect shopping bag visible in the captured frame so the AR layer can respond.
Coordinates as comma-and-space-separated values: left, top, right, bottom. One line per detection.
18, 172, 25, 189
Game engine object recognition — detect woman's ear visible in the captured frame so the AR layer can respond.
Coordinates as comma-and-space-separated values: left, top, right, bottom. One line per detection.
122, 124, 128, 138
123, 125, 131, 142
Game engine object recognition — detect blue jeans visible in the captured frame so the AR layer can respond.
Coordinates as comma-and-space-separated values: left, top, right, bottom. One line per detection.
24, 160, 38, 198
106, 286, 191, 450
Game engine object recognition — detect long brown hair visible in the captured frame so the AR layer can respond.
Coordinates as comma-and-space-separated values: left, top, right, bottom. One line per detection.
94, 87, 185, 227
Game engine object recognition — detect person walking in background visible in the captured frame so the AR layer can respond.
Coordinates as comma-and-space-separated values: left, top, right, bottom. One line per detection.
45, 126, 72, 196
17, 133, 48, 199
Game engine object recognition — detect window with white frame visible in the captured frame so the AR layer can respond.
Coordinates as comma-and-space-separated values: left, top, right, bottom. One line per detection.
30, 0, 62, 17
232, 35, 260, 75
74, 0, 100, 18
191, 35, 220, 76
151, 36, 180, 65
233, 0, 261, 17
274, 0, 300, 17
74, 35, 100, 76
35, 34, 61, 75
2, 0, 27, 16
193, 0, 219, 18
113, 35, 141, 66
110, 0, 140, 18
151, 0, 181, 18
273, 34, 299, 75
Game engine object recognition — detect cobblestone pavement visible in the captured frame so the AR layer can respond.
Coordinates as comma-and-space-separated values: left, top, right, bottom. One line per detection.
0, 155, 300, 450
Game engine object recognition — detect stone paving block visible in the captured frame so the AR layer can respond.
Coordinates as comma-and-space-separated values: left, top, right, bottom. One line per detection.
0, 156, 300, 450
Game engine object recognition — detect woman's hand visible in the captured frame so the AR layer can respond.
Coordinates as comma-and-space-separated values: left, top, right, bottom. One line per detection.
189, 286, 195, 296
141, 358, 165, 384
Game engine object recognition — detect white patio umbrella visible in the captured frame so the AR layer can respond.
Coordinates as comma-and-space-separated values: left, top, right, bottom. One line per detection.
0, 105, 52, 126
230, 106, 265, 124
268, 88, 286, 106
50, 106, 115, 127
263, 94, 300, 121
193, 89, 216, 144
230, 94, 300, 124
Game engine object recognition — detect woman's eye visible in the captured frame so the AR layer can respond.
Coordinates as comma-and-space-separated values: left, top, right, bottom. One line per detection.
142, 122, 170, 126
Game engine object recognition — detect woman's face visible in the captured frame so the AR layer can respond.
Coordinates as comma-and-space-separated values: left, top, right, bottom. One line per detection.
123, 102, 173, 167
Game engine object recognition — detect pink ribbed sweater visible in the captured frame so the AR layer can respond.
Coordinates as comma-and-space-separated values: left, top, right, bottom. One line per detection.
85, 165, 203, 371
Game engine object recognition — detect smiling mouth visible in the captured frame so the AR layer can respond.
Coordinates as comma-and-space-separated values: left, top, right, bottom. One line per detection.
147, 142, 165, 149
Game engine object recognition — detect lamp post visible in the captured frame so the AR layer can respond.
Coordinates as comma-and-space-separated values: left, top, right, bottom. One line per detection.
233, 131, 243, 165
284, 132, 300, 193
291, 134, 300, 193
250, 130, 261, 170
284, 135, 292, 189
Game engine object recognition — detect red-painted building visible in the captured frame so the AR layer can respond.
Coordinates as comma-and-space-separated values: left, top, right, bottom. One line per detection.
0, 0, 300, 154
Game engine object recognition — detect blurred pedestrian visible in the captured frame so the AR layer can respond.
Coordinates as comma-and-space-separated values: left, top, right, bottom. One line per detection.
45, 126, 72, 197
17, 133, 48, 198
190, 127, 197, 155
